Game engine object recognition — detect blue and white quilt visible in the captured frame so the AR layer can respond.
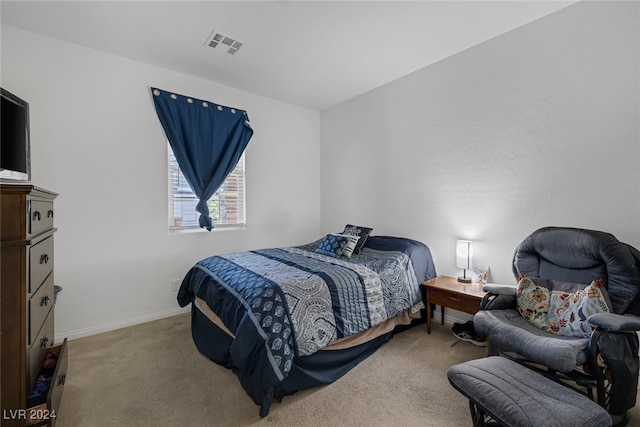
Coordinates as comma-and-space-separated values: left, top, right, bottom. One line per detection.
177, 236, 435, 416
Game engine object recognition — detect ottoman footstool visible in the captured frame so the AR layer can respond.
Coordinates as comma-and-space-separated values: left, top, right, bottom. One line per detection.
447, 356, 612, 427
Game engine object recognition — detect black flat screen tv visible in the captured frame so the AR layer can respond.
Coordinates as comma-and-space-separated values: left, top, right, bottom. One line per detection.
1, 87, 31, 182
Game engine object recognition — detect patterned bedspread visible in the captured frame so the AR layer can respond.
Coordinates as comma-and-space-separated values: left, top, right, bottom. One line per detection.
177, 236, 433, 416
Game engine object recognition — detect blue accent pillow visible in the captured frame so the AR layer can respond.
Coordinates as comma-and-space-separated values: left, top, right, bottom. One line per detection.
342, 224, 373, 254
316, 234, 349, 258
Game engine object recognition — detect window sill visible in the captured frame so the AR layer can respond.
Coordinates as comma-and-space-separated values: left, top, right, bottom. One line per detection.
169, 225, 246, 234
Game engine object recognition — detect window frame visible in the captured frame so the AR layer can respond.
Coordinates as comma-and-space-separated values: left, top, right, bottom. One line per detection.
167, 144, 246, 232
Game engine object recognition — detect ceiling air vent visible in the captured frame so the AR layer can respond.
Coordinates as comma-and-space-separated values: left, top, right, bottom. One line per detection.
204, 30, 244, 55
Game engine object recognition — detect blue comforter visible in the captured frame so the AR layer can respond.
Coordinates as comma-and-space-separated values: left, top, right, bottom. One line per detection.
177, 235, 436, 415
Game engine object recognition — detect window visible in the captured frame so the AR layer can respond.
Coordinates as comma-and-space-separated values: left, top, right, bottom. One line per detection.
168, 144, 245, 230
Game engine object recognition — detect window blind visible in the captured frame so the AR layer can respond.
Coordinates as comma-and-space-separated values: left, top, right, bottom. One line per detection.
168, 144, 245, 230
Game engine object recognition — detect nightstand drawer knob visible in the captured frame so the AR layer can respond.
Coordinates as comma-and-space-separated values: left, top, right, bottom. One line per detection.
40, 337, 50, 348
33, 211, 41, 221
58, 374, 66, 385
41, 295, 50, 306
40, 254, 50, 264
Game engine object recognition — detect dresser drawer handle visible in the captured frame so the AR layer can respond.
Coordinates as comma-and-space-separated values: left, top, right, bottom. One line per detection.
33, 211, 41, 221
41, 295, 50, 306
40, 337, 49, 348
40, 254, 50, 264
58, 374, 66, 386
48, 209, 54, 218
447, 297, 462, 303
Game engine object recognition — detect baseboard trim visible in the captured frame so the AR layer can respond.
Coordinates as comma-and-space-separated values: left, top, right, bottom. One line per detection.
433, 307, 474, 328
57, 307, 474, 343
56, 306, 190, 342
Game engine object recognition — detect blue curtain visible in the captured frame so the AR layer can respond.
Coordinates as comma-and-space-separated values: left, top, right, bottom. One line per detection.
151, 87, 253, 230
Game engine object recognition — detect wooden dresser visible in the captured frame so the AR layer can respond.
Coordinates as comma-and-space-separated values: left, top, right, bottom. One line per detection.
1, 184, 67, 426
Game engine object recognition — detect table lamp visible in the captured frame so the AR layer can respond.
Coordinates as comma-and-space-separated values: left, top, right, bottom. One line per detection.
456, 240, 473, 283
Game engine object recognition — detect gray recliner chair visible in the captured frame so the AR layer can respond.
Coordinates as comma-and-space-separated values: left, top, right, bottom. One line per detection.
474, 226, 640, 426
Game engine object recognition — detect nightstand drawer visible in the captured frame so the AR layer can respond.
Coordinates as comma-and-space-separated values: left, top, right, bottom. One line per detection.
428, 287, 482, 315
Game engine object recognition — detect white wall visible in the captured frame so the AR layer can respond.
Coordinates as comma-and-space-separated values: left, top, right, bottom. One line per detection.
2, 1, 638, 339
1, 26, 321, 340
321, 1, 639, 301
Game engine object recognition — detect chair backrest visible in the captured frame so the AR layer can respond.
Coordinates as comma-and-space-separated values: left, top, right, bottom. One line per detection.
512, 227, 640, 315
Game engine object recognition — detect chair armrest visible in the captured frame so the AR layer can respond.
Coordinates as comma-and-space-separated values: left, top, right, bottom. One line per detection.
482, 283, 517, 296
589, 313, 640, 332
479, 283, 518, 310
479, 293, 517, 310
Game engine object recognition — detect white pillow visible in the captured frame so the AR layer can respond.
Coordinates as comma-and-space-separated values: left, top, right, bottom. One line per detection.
338, 234, 360, 258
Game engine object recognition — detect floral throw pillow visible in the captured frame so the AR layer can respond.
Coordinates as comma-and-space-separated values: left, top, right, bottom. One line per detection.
315, 234, 349, 258
516, 276, 611, 338
516, 276, 551, 331
548, 279, 611, 338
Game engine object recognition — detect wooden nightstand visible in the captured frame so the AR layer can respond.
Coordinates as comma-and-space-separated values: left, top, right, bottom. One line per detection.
422, 276, 487, 333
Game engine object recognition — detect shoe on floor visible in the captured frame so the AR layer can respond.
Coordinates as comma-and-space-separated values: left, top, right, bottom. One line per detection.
451, 320, 473, 335
451, 321, 486, 347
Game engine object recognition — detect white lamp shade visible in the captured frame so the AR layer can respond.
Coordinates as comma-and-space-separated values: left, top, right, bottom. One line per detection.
456, 240, 473, 270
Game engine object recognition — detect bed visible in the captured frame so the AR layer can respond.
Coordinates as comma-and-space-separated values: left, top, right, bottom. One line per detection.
177, 228, 436, 416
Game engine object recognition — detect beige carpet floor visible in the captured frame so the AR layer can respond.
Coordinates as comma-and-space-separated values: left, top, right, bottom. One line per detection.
55, 313, 640, 427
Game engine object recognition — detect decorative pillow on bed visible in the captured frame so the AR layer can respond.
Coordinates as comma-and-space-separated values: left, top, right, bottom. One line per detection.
516, 276, 611, 337
338, 234, 360, 258
341, 224, 373, 254
315, 234, 349, 258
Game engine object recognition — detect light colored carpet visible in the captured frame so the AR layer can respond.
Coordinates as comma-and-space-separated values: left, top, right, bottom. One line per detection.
55, 313, 640, 426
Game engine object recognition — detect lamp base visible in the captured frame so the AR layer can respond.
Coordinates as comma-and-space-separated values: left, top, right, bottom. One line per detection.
457, 276, 472, 283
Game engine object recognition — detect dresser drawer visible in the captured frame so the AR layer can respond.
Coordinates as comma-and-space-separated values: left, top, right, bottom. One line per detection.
428, 287, 482, 315
29, 200, 55, 237
27, 339, 67, 427
29, 274, 55, 346
29, 236, 54, 293
28, 310, 55, 392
